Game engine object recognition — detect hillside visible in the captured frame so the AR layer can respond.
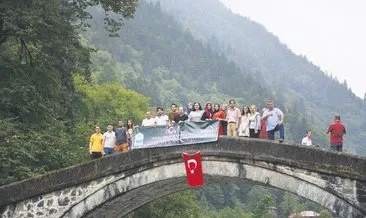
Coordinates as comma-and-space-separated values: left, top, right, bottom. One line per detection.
86, 3, 273, 107
153, 0, 366, 155
85, 2, 320, 143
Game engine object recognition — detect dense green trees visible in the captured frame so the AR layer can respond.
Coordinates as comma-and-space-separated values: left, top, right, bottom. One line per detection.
129, 185, 330, 218
0, 0, 142, 185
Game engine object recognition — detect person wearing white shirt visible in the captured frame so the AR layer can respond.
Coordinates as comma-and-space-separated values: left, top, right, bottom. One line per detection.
141, 111, 156, 127
103, 124, 116, 155
155, 107, 169, 126
301, 131, 312, 146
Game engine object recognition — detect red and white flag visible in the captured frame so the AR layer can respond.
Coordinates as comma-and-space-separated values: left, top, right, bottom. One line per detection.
182, 151, 204, 187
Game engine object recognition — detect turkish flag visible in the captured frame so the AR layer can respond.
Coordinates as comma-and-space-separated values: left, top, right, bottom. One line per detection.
182, 151, 204, 187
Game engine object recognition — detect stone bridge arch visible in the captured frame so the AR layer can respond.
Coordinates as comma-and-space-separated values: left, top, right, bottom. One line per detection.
1, 137, 366, 217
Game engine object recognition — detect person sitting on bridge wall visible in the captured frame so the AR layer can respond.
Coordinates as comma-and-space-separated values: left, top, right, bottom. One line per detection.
89, 126, 103, 159
301, 130, 312, 146
326, 114, 346, 152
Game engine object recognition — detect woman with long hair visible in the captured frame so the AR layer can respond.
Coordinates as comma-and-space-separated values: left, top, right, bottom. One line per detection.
126, 119, 134, 148
248, 105, 261, 138
188, 102, 204, 122
237, 105, 250, 137
201, 103, 213, 120
212, 103, 225, 135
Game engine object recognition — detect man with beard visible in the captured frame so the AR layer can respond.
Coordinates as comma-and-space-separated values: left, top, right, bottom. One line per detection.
168, 103, 178, 124
115, 120, 128, 152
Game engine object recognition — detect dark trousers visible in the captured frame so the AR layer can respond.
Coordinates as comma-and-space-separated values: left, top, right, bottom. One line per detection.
267, 124, 284, 140
249, 129, 259, 138
330, 144, 343, 152
222, 121, 228, 136
90, 152, 102, 159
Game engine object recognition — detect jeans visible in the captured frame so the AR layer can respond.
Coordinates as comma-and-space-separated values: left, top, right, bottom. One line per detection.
267, 124, 284, 140
104, 147, 115, 155
330, 144, 343, 152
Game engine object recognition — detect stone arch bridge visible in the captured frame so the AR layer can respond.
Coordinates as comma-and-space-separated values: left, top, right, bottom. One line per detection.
1, 137, 366, 218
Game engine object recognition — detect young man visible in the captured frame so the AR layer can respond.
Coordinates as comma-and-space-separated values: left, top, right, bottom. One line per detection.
155, 107, 169, 126
115, 120, 128, 152
326, 114, 346, 152
226, 99, 241, 136
141, 111, 156, 127
301, 131, 312, 146
103, 124, 116, 155
262, 100, 285, 142
89, 126, 103, 159
168, 103, 178, 124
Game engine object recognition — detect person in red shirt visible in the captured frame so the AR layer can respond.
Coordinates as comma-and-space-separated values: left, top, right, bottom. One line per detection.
326, 114, 346, 152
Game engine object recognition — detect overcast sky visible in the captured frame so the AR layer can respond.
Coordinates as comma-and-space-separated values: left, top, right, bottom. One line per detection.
221, 0, 366, 98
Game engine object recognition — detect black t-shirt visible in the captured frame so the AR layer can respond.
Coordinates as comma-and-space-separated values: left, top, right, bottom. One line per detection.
174, 114, 188, 123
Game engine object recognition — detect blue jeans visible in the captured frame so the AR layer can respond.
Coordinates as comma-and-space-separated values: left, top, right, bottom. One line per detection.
267, 124, 285, 140
104, 147, 115, 155
330, 144, 343, 152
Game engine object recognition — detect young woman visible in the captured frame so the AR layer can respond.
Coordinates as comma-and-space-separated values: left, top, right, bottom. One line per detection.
201, 103, 213, 120
237, 105, 250, 137
248, 105, 261, 138
212, 103, 225, 135
188, 102, 204, 122
126, 119, 134, 148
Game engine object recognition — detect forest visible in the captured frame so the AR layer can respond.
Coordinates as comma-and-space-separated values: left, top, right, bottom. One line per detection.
0, 0, 358, 217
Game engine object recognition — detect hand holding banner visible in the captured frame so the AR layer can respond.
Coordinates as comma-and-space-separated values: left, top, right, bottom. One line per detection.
182, 151, 204, 187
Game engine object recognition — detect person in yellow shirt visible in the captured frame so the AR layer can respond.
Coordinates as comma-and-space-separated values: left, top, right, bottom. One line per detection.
89, 126, 103, 159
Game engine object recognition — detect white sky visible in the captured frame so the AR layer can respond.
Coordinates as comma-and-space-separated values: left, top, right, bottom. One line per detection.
221, 0, 366, 98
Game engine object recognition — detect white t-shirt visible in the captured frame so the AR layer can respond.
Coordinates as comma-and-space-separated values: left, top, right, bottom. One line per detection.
301, 137, 312, 146
142, 118, 156, 127
188, 110, 204, 122
155, 115, 169, 126
103, 131, 116, 148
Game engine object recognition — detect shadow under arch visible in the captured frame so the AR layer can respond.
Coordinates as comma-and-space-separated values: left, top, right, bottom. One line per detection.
63, 159, 363, 218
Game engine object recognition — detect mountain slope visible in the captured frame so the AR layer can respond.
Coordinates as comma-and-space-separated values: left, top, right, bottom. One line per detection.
85, 3, 273, 108
155, 0, 366, 155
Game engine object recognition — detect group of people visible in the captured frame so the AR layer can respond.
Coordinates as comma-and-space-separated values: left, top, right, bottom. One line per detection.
141, 99, 285, 140
88, 99, 347, 159
89, 120, 134, 159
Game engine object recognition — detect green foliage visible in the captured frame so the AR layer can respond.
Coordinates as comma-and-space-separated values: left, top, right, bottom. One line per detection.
319, 209, 332, 218
0, 119, 87, 185
279, 192, 307, 217
0, 0, 140, 185
252, 195, 276, 218
128, 190, 202, 218
85, 2, 273, 110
